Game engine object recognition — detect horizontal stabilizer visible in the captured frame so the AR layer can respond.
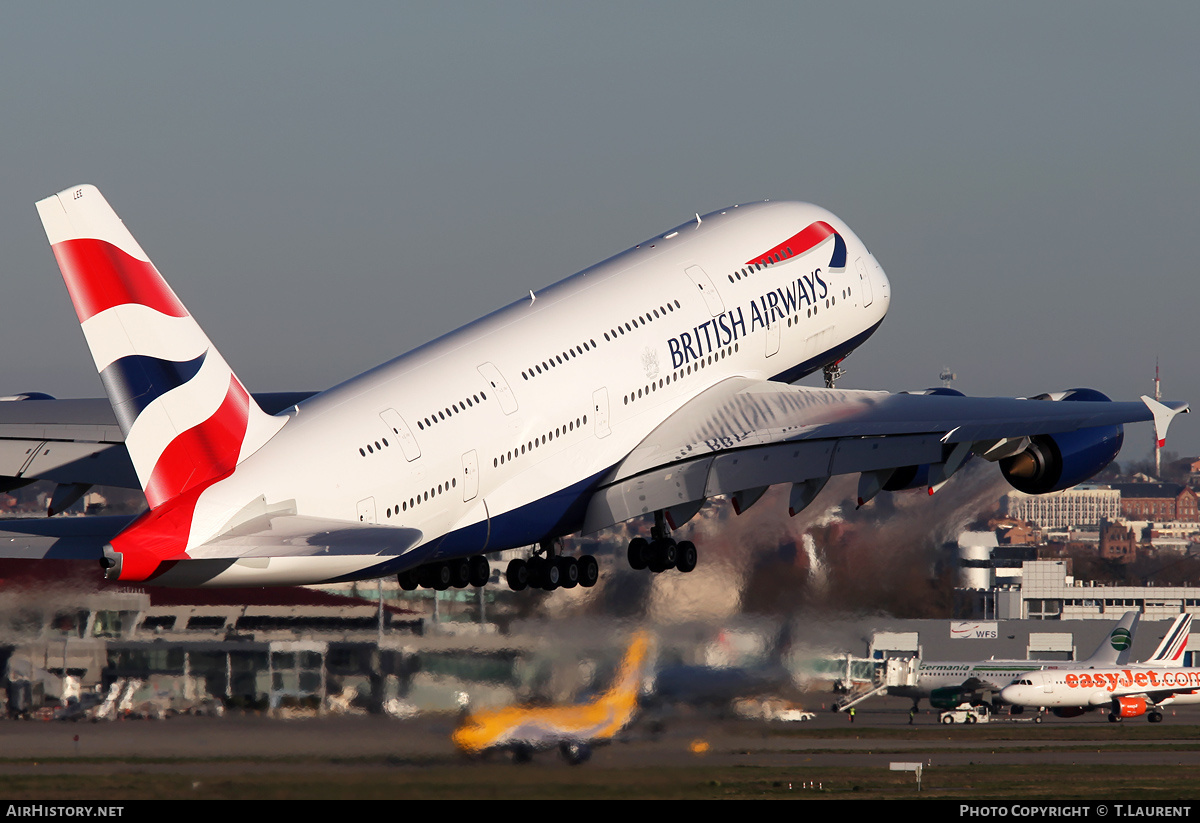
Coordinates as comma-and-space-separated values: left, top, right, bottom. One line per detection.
185, 514, 424, 560
0, 515, 134, 560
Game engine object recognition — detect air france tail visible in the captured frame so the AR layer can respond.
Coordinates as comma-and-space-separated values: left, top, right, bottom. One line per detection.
1144, 614, 1192, 666
36, 185, 285, 509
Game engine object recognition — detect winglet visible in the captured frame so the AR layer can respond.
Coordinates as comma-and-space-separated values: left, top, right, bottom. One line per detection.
1141, 396, 1190, 448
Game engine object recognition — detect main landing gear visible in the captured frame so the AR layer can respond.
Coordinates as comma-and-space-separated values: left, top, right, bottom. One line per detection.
627, 511, 698, 575
506, 539, 600, 592
397, 555, 490, 591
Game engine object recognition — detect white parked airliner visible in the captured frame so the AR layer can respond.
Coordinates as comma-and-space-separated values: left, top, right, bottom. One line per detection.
1000, 614, 1195, 723
0, 185, 1187, 590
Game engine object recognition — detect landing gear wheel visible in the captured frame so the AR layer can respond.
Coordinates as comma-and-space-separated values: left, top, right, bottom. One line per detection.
506, 559, 529, 591
449, 558, 472, 588
418, 563, 451, 590
577, 555, 599, 588
675, 541, 697, 573
541, 558, 561, 591
628, 537, 649, 570
1108, 714, 1122, 723
433, 563, 452, 591
1149, 712, 1163, 723
397, 569, 420, 591
648, 539, 676, 573
527, 556, 547, 588
558, 556, 579, 588
560, 741, 591, 765
469, 555, 490, 588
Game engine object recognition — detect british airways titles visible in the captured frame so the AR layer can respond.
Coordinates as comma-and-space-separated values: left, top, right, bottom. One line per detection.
667, 268, 829, 369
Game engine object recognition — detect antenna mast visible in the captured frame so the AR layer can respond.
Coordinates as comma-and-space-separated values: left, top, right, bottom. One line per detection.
1154, 358, 1162, 477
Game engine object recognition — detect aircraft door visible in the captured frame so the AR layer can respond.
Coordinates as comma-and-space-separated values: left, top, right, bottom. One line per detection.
684, 265, 726, 317
856, 257, 874, 307
461, 450, 479, 502
765, 315, 780, 358
592, 388, 611, 438
477, 362, 518, 415
379, 409, 421, 461
357, 497, 377, 524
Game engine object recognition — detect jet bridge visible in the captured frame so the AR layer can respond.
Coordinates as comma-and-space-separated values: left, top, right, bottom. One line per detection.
834, 656, 921, 711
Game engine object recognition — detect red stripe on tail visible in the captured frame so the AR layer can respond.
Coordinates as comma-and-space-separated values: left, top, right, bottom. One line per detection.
52, 238, 188, 322
143, 377, 251, 508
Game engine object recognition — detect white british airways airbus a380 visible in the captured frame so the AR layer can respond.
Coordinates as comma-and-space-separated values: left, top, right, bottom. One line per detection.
0, 185, 1187, 591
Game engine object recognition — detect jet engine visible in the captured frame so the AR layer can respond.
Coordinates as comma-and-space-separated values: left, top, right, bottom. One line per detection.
884, 388, 967, 492
882, 463, 930, 492
999, 389, 1124, 495
1112, 696, 1148, 718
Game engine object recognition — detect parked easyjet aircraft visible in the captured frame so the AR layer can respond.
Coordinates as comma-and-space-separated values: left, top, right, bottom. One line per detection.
1000, 614, 1196, 722
0, 185, 1188, 589
840, 611, 1142, 713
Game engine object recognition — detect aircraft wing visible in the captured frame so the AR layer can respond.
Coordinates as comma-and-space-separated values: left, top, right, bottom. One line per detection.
0, 392, 316, 492
583, 377, 1188, 531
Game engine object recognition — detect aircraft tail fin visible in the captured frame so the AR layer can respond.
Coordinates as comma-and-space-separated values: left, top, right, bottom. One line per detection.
36, 185, 286, 509
1144, 613, 1192, 666
1082, 610, 1139, 666
596, 631, 653, 719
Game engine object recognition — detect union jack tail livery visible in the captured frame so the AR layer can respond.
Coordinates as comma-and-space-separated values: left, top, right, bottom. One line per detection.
35, 185, 286, 509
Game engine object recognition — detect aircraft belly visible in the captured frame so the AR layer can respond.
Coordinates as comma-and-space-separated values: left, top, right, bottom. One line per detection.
440, 468, 610, 555
150, 552, 439, 587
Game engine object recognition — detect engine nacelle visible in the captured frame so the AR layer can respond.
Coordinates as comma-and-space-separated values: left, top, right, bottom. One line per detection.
1052, 706, 1089, 718
999, 389, 1124, 494
885, 388, 968, 492
883, 463, 930, 492
1113, 696, 1148, 718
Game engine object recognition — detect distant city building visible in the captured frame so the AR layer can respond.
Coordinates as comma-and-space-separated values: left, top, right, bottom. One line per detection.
1098, 519, 1138, 563
956, 558, 1200, 621
1003, 486, 1120, 530
1112, 483, 1199, 522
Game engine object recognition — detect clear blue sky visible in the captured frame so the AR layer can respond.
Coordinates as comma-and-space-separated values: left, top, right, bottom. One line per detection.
2, 2, 1197, 463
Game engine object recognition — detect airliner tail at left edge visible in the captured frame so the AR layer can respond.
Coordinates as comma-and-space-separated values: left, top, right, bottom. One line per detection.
35, 185, 286, 510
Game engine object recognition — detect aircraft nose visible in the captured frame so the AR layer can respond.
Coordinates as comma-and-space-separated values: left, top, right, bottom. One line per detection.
871, 256, 890, 309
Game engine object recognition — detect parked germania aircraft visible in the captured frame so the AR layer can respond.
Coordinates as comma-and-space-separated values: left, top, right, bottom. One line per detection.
0, 185, 1189, 589
452, 630, 651, 764
839, 611, 1141, 712
1000, 613, 1194, 722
